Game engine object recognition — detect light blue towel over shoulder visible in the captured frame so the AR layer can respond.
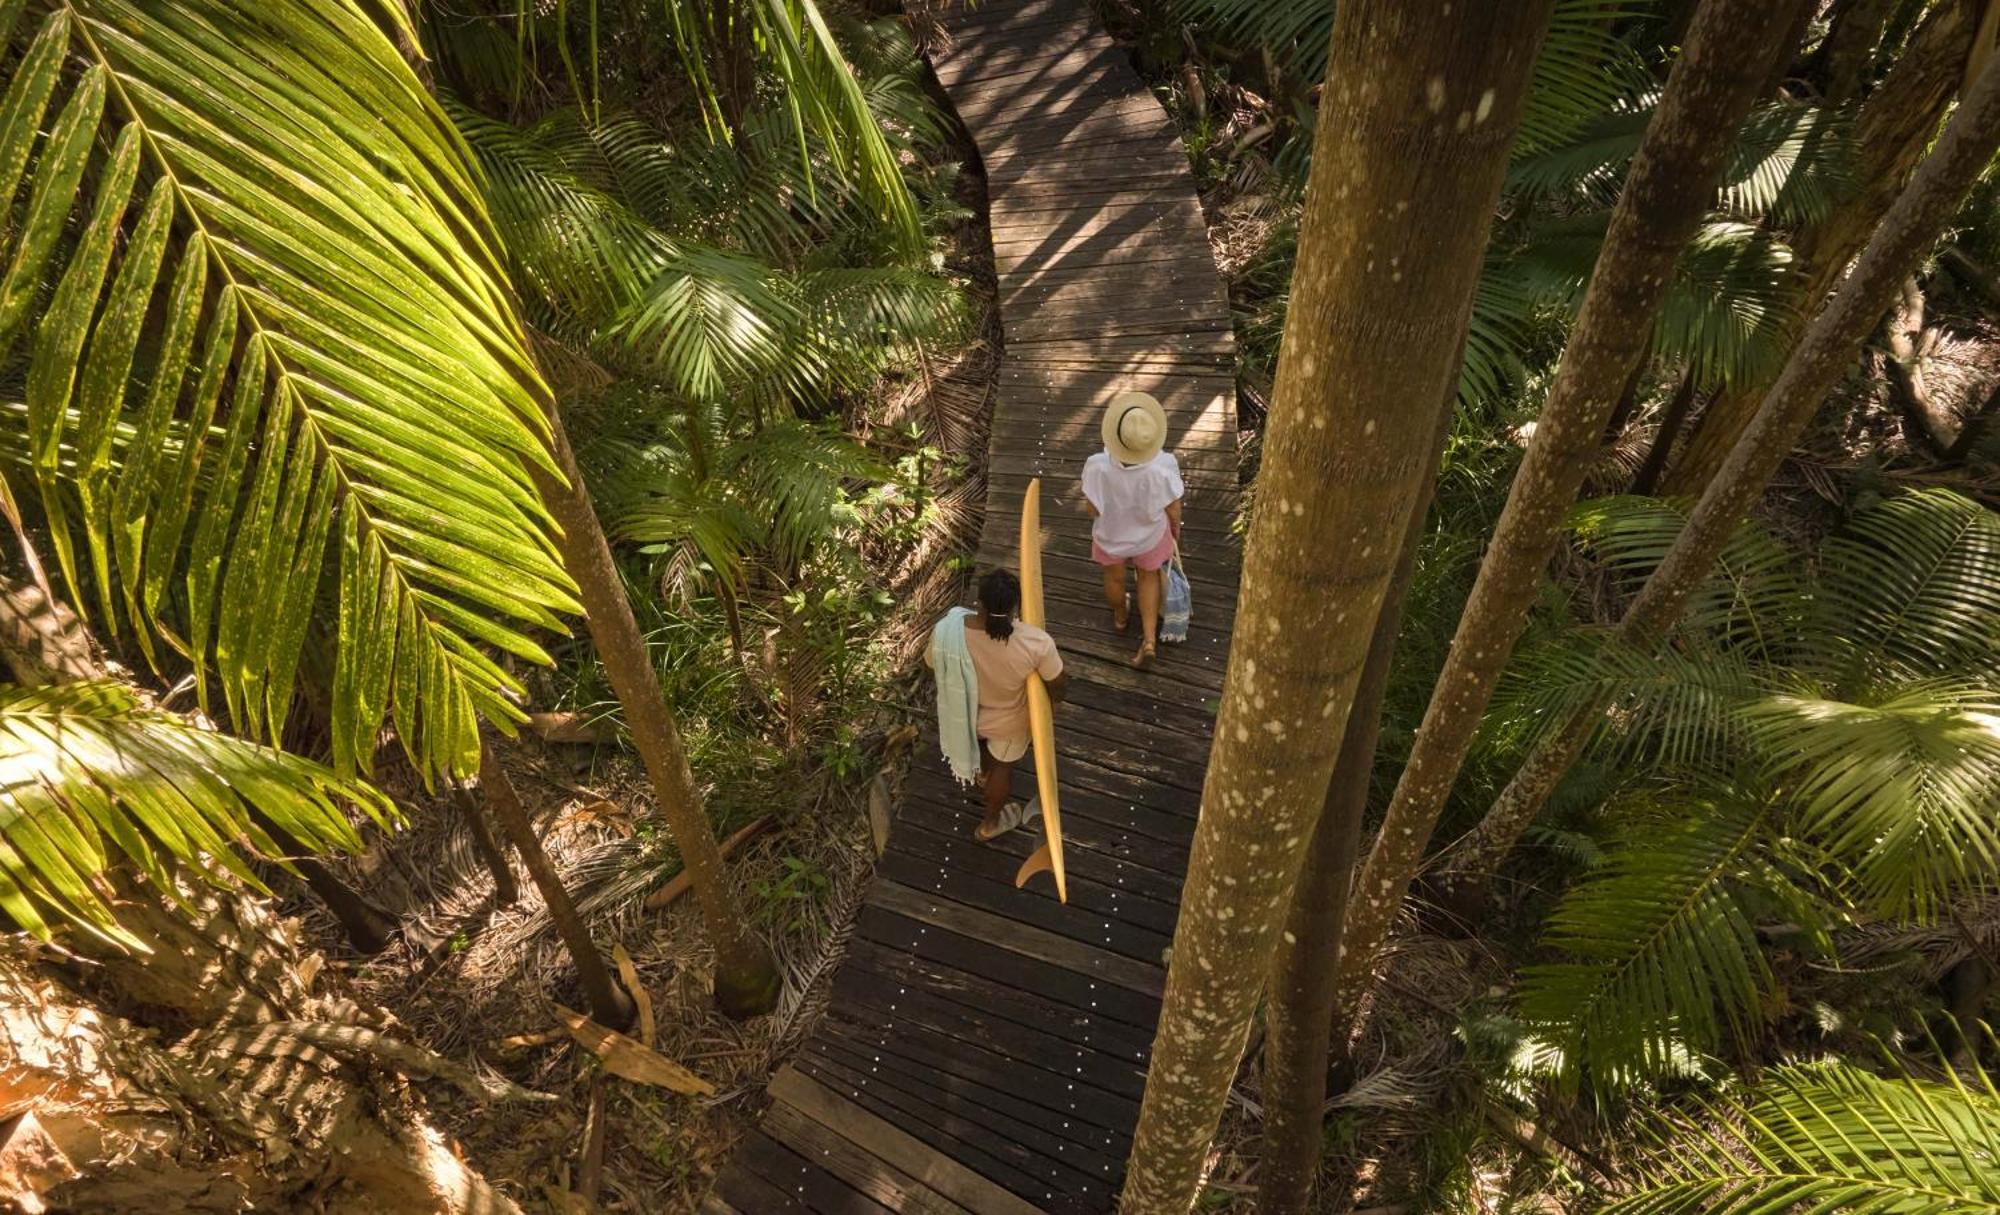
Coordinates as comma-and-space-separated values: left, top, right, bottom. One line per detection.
929, 607, 982, 785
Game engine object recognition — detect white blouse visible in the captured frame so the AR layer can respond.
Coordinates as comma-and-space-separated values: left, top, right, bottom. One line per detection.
1082, 450, 1185, 557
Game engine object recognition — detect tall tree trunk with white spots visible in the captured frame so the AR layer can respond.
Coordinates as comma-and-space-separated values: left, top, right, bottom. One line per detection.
1449, 50, 2000, 893
1318, 0, 1810, 1002
1256, 397, 1446, 1215
1115, 4, 1551, 1209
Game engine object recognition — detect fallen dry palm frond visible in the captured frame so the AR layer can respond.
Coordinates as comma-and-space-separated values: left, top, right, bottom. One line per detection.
553, 1006, 714, 1095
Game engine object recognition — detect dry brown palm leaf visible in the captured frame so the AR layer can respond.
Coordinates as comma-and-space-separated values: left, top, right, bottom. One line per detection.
553, 1006, 714, 1096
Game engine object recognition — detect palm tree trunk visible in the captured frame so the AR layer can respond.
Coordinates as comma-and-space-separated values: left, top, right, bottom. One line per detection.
478, 741, 635, 1028
1448, 50, 2000, 890
452, 779, 520, 906
531, 417, 780, 1018
1814, 0, 1902, 102
1630, 368, 1702, 494
1116, 5, 1552, 1209
1884, 275, 1956, 455
1257, 398, 1449, 1215
1328, 0, 1811, 1036
1663, 0, 1985, 494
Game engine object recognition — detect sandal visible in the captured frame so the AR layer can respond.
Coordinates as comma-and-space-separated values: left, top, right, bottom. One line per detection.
975, 799, 1037, 842
1130, 642, 1157, 670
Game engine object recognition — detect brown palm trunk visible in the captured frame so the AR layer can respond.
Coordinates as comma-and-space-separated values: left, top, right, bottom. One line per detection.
1663, 0, 1985, 493
1631, 368, 1702, 494
530, 418, 779, 1018
479, 741, 635, 1028
1329, 0, 1811, 1038
1814, 0, 1901, 102
1116, 4, 1552, 1209
1257, 398, 1449, 1215
1451, 51, 2000, 888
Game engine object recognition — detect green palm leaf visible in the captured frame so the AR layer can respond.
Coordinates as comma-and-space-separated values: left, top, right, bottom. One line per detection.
1519, 791, 1780, 1084
2, 1, 582, 780
1166, 0, 1653, 159
1497, 219, 1801, 389
1744, 683, 2000, 921
667, 0, 921, 253
1811, 489, 2000, 686
1569, 496, 1806, 658
0, 679, 392, 945
1607, 1056, 2000, 1212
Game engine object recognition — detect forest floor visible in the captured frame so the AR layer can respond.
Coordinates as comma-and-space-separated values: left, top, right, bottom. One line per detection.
286, 124, 1003, 1215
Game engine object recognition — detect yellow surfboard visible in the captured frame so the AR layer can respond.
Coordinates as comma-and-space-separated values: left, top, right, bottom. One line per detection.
1014, 478, 1067, 903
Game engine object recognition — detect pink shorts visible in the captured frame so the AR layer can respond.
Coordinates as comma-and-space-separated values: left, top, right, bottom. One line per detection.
1092, 527, 1175, 571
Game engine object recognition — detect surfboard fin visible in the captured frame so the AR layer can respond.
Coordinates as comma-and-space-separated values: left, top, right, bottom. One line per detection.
1014, 843, 1067, 903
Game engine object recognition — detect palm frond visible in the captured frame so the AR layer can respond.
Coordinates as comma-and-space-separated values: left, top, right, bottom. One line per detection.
1165, 0, 1653, 162
1609, 1055, 2000, 1212
1745, 683, 2000, 921
1497, 219, 1800, 389
1811, 489, 2000, 686
611, 245, 799, 402
0, 680, 392, 944
1519, 791, 1778, 1084
1717, 101, 1857, 228
1483, 634, 1762, 775
667, 0, 921, 253
4, 1, 582, 780
1568, 496, 1806, 658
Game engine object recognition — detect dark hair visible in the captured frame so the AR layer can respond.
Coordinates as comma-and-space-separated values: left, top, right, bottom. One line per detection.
978, 569, 1021, 642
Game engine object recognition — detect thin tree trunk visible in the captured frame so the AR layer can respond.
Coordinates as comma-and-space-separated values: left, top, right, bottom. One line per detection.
1601, 349, 1651, 442
1329, 0, 1810, 1037
1884, 275, 1956, 455
1450, 51, 2000, 888
479, 741, 634, 1028
1631, 368, 1702, 494
1663, 0, 1984, 493
1117, 5, 1552, 1210
1257, 399, 1450, 1215
452, 779, 520, 906
530, 418, 780, 1018
1815, 0, 1901, 102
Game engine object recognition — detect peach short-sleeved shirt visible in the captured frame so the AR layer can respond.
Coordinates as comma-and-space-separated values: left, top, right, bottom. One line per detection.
965, 622, 1062, 741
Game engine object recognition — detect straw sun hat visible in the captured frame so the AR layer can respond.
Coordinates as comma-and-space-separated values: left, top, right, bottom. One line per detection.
1101, 390, 1168, 465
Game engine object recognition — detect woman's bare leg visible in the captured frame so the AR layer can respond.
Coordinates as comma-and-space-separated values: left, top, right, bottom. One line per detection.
1101, 562, 1129, 630
1134, 566, 1162, 665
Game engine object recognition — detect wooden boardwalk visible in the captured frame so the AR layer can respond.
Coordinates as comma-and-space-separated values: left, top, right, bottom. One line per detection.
704, 2, 1238, 1210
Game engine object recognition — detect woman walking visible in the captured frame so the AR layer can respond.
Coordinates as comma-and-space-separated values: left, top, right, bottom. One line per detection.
1084, 390, 1185, 669
928, 569, 1068, 840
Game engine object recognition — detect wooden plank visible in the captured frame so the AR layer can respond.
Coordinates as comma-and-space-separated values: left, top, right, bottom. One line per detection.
884, 817, 1181, 935
771, 1070, 1044, 1215
935, 43, 1119, 90
868, 879, 1167, 996
856, 903, 1162, 1028
738, 1130, 898, 1215
819, 1006, 1139, 1141
837, 933, 1160, 1060
763, 1098, 978, 1215
806, 1032, 1125, 1185
716, 1148, 814, 1214
796, 1048, 1101, 1200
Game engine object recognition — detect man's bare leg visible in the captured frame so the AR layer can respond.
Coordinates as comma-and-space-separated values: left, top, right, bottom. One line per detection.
978, 744, 1011, 834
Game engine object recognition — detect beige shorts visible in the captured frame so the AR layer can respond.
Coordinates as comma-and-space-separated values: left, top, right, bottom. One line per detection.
982, 735, 1029, 763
